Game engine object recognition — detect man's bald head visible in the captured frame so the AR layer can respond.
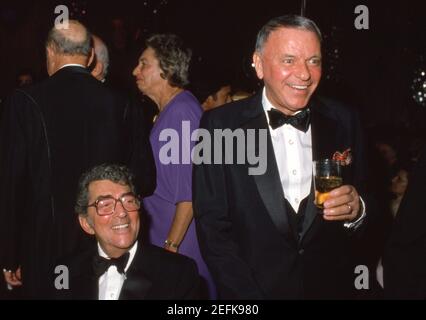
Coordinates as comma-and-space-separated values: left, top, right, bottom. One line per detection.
91, 35, 109, 81
46, 20, 92, 57
45, 20, 93, 76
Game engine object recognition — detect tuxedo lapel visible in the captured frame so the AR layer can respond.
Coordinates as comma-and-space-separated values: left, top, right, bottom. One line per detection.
299, 182, 317, 243
70, 272, 98, 299
119, 272, 152, 300
240, 95, 293, 239
300, 99, 340, 241
310, 99, 340, 162
66, 246, 99, 300
119, 245, 152, 300
87, 273, 99, 300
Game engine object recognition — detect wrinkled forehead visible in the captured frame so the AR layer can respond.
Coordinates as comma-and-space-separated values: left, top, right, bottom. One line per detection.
259, 28, 321, 61
88, 180, 130, 200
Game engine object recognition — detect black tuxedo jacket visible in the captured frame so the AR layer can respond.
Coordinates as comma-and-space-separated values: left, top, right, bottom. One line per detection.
193, 92, 368, 299
384, 147, 426, 299
0, 66, 154, 298
56, 243, 200, 300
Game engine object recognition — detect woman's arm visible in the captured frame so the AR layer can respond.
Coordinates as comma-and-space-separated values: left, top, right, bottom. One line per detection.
164, 201, 193, 252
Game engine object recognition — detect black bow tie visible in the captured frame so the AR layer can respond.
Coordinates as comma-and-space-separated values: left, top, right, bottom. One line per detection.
93, 252, 130, 277
267, 108, 311, 132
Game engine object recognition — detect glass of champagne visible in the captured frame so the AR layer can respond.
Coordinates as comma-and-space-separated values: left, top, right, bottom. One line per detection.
313, 159, 343, 210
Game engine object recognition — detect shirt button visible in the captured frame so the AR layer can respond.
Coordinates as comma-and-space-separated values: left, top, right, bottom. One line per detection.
289, 139, 294, 145
292, 169, 297, 175
299, 249, 305, 255
295, 198, 299, 203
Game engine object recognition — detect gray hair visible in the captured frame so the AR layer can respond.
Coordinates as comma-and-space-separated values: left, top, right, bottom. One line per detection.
255, 14, 322, 53
146, 34, 192, 87
46, 20, 92, 56
93, 36, 110, 79
75, 164, 137, 216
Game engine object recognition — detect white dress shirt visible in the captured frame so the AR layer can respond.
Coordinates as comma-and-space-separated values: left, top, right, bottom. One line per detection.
98, 241, 138, 300
262, 88, 365, 227
262, 89, 312, 213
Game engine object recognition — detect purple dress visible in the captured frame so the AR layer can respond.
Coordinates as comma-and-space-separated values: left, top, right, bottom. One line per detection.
143, 91, 216, 299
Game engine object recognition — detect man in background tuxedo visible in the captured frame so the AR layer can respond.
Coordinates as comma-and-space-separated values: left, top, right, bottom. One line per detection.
193, 15, 368, 299
88, 33, 156, 200
384, 146, 426, 299
57, 164, 199, 300
0, 20, 154, 298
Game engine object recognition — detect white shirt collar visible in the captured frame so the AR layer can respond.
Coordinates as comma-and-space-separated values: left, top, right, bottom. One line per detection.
59, 63, 86, 70
262, 87, 275, 113
262, 88, 276, 135
97, 241, 138, 272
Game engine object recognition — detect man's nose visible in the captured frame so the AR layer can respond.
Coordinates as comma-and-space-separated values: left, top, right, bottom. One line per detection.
295, 61, 311, 81
114, 200, 128, 218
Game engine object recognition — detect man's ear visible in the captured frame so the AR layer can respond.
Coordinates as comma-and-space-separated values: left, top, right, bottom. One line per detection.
91, 62, 103, 80
253, 52, 264, 80
202, 95, 214, 110
79, 215, 95, 235
46, 45, 55, 60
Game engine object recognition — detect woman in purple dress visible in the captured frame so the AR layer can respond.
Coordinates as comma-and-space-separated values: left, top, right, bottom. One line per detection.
132, 34, 216, 299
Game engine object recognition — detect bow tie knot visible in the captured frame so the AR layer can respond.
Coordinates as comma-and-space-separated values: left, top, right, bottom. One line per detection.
267, 108, 311, 132
93, 252, 130, 277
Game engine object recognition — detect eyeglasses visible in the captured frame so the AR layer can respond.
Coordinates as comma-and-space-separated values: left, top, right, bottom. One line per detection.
87, 193, 141, 216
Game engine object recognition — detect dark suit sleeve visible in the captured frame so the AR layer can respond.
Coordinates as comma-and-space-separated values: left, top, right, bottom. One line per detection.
0, 91, 30, 270
125, 97, 156, 197
193, 113, 263, 299
351, 108, 368, 198
343, 105, 369, 233
175, 258, 201, 300
86, 91, 125, 167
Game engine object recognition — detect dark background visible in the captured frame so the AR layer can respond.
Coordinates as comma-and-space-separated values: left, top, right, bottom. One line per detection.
1, 0, 425, 129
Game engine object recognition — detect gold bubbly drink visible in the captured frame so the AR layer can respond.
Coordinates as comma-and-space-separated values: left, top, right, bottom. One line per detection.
314, 176, 343, 209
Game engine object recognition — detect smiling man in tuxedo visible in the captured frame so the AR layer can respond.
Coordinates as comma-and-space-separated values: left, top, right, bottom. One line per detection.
193, 14, 368, 299
59, 164, 199, 300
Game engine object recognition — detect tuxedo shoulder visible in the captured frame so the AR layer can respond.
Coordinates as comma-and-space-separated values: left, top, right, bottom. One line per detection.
141, 244, 198, 272
4, 85, 47, 115
316, 96, 359, 119
200, 94, 257, 129
56, 245, 97, 277
204, 96, 251, 117
13, 77, 49, 99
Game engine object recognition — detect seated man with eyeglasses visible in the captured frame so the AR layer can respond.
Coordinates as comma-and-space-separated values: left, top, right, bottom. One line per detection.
55, 164, 200, 300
